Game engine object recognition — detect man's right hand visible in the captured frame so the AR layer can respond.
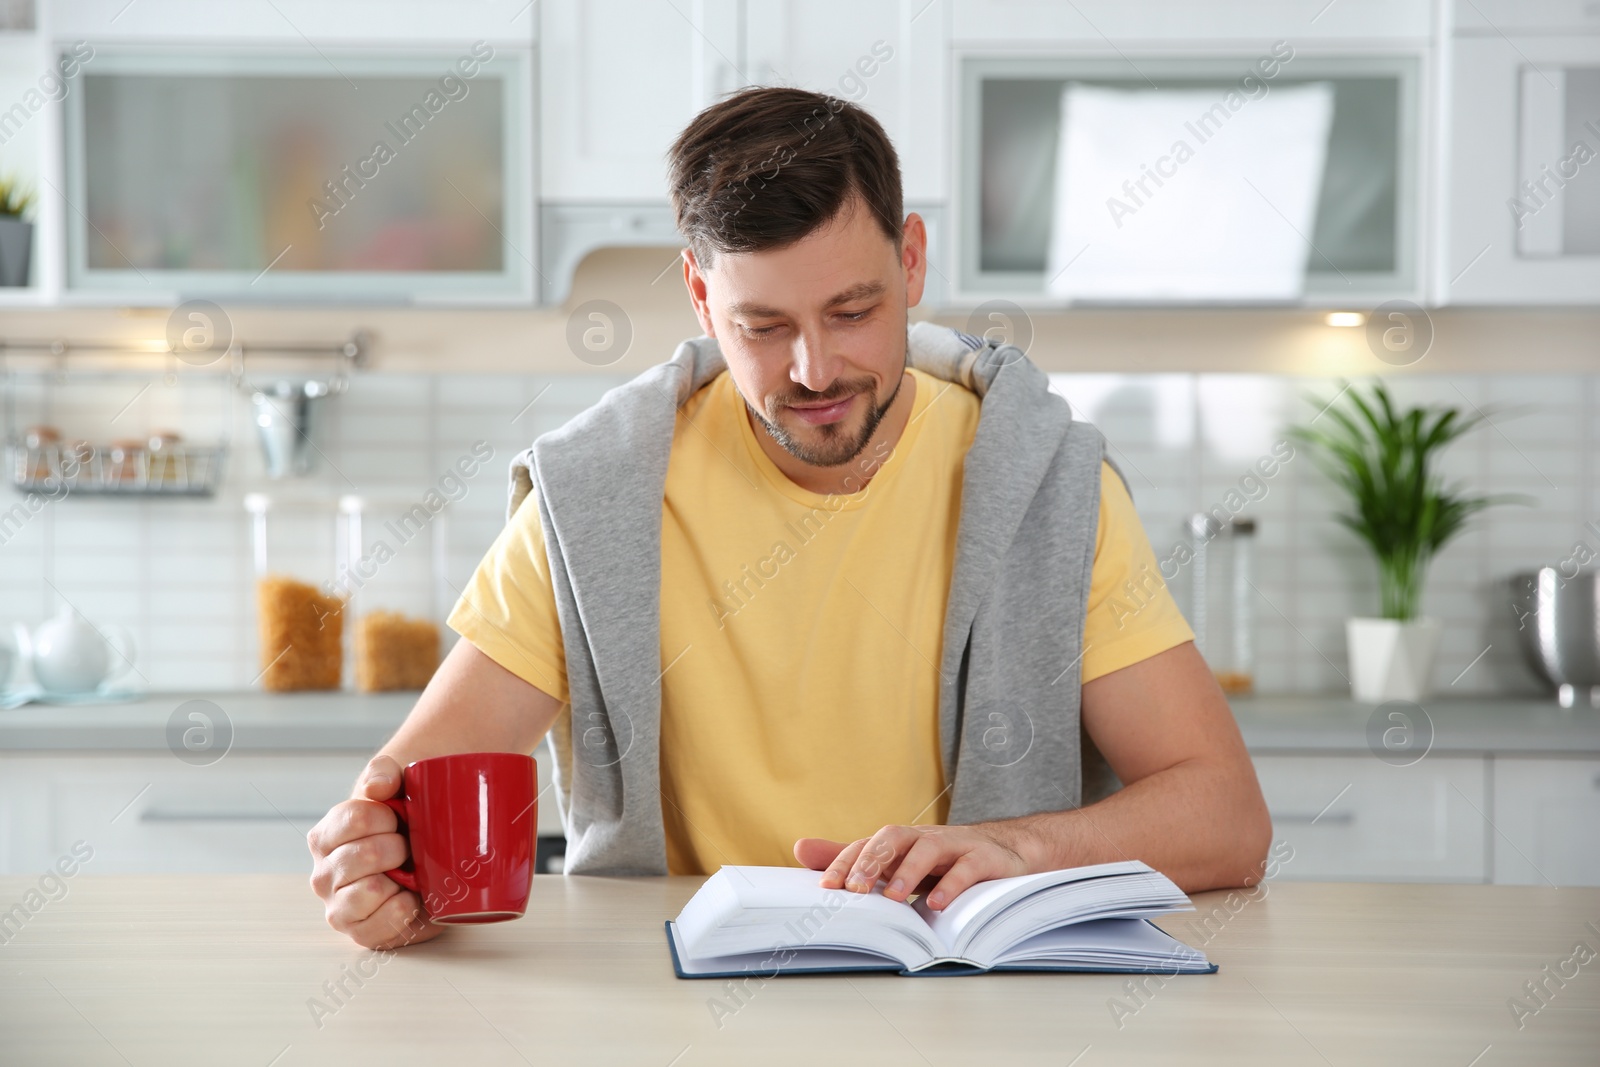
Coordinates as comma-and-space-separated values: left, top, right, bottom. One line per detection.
308, 754, 444, 950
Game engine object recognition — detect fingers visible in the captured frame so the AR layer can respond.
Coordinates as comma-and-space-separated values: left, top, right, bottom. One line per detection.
315, 832, 409, 900
341, 889, 442, 951
824, 826, 920, 894
327, 872, 402, 930
881, 833, 952, 903
817, 838, 868, 890
793, 837, 847, 871
924, 852, 991, 911
356, 753, 404, 801
307, 797, 399, 863
809, 825, 1026, 909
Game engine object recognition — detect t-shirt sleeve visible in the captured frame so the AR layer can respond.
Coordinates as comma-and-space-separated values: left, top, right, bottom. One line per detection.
446, 489, 570, 704
1081, 460, 1196, 683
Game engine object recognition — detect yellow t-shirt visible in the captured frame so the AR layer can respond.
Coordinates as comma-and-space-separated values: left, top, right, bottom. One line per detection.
448, 368, 1194, 875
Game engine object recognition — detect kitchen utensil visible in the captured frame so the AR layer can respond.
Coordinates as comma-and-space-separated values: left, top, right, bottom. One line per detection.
13, 606, 138, 695
1510, 568, 1600, 708
382, 752, 537, 923
250, 378, 332, 478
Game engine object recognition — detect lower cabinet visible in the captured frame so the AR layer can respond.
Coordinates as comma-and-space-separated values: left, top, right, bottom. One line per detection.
1490, 758, 1600, 887
0, 747, 562, 876
1, 748, 1592, 883
1253, 753, 1600, 886
1252, 754, 1489, 883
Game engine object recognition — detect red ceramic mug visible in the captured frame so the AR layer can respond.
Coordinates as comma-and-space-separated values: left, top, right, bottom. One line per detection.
382, 752, 538, 924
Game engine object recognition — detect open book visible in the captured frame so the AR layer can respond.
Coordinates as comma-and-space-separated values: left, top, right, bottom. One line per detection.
666, 859, 1217, 978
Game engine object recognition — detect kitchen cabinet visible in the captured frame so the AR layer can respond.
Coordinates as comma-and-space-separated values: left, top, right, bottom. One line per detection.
954, 50, 1427, 304
744, 0, 948, 203
540, 0, 946, 203
48, 0, 537, 43
0, 753, 361, 875
1252, 754, 1489, 883
949, 0, 1433, 43
59, 47, 536, 304
537, 0, 950, 303
0, 750, 562, 875
538, 0, 737, 203
1445, 10, 1600, 304
1490, 757, 1600, 887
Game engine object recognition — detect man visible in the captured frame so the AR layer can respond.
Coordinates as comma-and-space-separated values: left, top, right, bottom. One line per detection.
309, 87, 1271, 951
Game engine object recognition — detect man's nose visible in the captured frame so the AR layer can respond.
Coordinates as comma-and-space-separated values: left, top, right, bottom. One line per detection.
790, 331, 843, 394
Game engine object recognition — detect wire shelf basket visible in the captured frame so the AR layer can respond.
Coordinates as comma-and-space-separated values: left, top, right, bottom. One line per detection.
8, 440, 227, 497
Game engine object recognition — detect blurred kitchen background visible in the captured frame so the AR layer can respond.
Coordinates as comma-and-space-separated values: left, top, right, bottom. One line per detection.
0, 1, 1595, 886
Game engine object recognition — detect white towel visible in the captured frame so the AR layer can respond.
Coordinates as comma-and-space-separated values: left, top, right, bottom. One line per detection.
1045, 81, 1335, 301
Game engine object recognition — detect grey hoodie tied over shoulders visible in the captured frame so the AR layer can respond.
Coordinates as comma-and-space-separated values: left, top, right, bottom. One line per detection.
504, 321, 1122, 876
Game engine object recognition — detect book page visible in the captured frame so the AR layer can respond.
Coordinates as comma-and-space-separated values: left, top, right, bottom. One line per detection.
993, 917, 1210, 971
917, 860, 1155, 954
676, 867, 942, 968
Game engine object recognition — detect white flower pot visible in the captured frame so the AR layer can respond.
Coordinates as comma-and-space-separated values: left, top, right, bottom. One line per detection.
1346, 617, 1442, 704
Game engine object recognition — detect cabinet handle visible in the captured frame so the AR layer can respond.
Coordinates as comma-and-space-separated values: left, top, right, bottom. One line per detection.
140, 810, 327, 823
1272, 811, 1355, 826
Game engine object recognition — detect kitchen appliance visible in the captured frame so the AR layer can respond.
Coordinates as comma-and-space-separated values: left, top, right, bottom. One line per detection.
1510, 568, 1600, 708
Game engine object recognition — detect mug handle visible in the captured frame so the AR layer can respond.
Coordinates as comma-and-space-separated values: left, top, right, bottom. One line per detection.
381, 797, 419, 893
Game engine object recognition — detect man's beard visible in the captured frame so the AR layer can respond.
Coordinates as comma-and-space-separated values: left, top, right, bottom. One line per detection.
746, 347, 907, 469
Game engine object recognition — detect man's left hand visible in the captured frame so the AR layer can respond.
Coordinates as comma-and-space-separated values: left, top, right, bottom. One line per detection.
793, 823, 1034, 911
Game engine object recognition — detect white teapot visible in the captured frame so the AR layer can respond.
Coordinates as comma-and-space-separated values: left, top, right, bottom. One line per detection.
13, 607, 137, 695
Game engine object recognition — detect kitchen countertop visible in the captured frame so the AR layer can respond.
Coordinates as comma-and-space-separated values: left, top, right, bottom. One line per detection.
0, 690, 1596, 756
0, 874, 1593, 1065
1226, 693, 1600, 756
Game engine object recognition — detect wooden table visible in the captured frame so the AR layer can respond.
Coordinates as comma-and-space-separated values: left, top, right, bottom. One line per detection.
1, 874, 1596, 1065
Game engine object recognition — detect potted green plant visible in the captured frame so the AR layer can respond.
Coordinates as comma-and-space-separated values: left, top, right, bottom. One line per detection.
1291, 381, 1522, 703
0, 173, 37, 287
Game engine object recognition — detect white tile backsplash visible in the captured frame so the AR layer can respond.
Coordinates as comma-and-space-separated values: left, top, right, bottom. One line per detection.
1, 367, 1592, 697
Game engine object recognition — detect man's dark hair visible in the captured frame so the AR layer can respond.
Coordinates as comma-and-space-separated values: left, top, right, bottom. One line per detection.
667, 86, 904, 268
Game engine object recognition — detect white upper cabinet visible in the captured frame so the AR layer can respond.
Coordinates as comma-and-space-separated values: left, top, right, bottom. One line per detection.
541, 0, 947, 203
1445, 4, 1600, 304
949, 0, 1433, 44
744, 0, 948, 202
48, 0, 536, 43
539, 0, 737, 202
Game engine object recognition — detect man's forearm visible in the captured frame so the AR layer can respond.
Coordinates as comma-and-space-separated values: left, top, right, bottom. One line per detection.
367, 639, 563, 791
981, 758, 1273, 893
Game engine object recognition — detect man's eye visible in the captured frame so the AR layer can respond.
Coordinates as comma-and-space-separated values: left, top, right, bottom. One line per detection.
838, 310, 870, 323
743, 323, 781, 338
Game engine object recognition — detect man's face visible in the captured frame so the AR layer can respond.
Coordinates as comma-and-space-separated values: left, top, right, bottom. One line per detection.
683, 196, 928, 468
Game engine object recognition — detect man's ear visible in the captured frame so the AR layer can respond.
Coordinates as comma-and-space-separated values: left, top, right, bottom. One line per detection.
681, 248, 717, 338
900, 212, 928, 310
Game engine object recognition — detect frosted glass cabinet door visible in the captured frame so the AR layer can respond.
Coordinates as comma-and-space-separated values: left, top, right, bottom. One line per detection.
957, 54, 1421, 304
1447, 34, 1600, 304
64, 49, 535, 302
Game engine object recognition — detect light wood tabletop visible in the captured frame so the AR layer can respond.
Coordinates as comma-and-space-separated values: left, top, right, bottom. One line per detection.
1, 873, 1596, 1066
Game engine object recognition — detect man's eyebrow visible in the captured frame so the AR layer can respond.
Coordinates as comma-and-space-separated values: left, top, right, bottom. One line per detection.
726, 281, 886, 320
823, 281, 885, 308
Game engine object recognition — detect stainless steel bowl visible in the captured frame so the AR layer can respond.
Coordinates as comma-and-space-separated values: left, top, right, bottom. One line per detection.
1510, 568, 1600, 708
